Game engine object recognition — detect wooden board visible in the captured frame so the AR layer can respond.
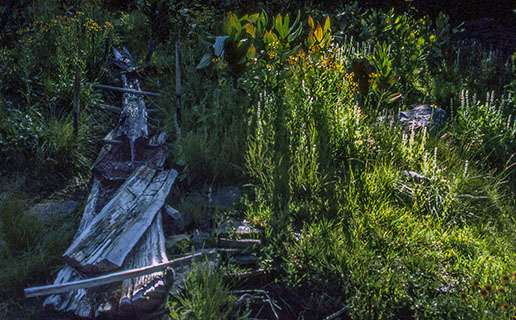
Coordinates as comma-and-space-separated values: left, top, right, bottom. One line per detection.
63, 166, 177, 274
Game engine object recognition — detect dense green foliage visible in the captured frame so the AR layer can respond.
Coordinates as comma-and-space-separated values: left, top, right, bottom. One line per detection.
1, 0, 516, 319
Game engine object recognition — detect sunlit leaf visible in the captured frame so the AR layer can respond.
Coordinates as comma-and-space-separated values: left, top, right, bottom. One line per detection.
308, 16, 314, 29
246, 44, 256, 59
314, 23, 323, 42
248, 13, 260, 23
323, 16, 331, 33
264, 30, 278, 44
387, 92, 402, 102
245, 23, 256, 38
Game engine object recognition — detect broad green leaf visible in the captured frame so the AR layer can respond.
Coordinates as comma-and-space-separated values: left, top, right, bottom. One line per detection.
248, 13, 260, 23
288, 24, 303, 42
275, 14, 287, 39
227, 12, 241, 34
323, 16, 331, 33
246, 44, 256, 59
213, 36, 228, 57
196, 52, 213, 69
314, 23, 323, 42
288, 10, 301, 33
257, 10, 268, 34
245, 23, 256, 38
264, 30, 278, 44
306, 30, 315, 47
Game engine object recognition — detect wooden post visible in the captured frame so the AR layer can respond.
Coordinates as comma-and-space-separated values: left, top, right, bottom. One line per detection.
73, 64, 80, 137
175, 41, 182, 138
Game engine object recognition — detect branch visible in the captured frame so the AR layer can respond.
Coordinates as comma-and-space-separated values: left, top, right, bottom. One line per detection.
25, 250, 216, 298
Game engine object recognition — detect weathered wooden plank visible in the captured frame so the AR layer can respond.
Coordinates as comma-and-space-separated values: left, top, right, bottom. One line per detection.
119, 211, 169, 313
27, 251, 215, 298
63, 167, 178, 274
43, 178, 102, 317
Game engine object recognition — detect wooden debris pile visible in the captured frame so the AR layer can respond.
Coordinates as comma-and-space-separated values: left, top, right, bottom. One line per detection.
39, 47, 176, 318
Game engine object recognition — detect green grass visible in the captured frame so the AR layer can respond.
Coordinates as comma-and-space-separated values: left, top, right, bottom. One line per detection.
0, 195, 79, 317
1, 0, 516, 319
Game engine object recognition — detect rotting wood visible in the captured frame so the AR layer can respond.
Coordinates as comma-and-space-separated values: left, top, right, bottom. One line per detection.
26, 250, 215, 298
101, 104, 161, 116
63, 166, 177, 274
34, 46, 175, 318
119, 209, 169, 313
43, 178, 104, 317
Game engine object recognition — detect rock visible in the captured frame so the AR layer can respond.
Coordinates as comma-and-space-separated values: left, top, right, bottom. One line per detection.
394, 104, 448, 133
165, 234, 191, 251
162, 205, 193, 234
29, 200, 79, 222
230, 255, 260, 266
210, 186, 242, 210
218, 238, 262, 251
182, 186, 242, 212
402, 170, 430, 183
215, 219, 262, 239
192, 230, 211, 249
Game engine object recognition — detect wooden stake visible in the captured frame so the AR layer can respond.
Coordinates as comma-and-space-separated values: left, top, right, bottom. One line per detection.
73, 64, 80, 137
25, 250, 215, 298
175, 41, 182, 137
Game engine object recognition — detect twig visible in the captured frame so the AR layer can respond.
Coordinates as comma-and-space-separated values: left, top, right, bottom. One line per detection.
25, 250, 216, 298
324, 306, 347, 320
99, 104, 122, 113
92, 83, 160, 97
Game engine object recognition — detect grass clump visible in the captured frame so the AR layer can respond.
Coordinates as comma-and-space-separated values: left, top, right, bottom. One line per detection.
167, 264, 248, 320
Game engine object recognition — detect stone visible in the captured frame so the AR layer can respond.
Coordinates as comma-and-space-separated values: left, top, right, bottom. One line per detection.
218, 238, 262, 251
182, 186, 242, 212
192, 230, 211, 249
165, 234, 191, 251
215, 219, 262, 239
394, 104, 448, 133
210, 186, 242, 210
29, 200, 79, 223
229, 255, 259, 266
402, 170, 430, 183
162, 205, 193, 234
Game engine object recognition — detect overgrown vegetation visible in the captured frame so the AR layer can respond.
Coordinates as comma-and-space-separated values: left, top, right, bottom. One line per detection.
1, 0, 516, 319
